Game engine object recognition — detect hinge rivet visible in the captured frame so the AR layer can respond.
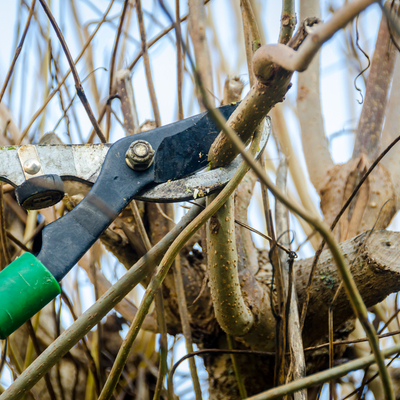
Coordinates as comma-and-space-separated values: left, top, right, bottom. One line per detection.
23, 158, 41, 175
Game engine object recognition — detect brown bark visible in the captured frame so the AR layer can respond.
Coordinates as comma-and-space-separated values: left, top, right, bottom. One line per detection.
319, 156, 396, 242
353, 9, 398, 159
208, 18, 320, 168
207, 229, 400, 399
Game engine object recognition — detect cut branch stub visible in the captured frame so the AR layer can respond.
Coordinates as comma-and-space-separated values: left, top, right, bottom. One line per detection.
294, 230, 400, 347
207, 18, 320, 169
319, 154, 396, 242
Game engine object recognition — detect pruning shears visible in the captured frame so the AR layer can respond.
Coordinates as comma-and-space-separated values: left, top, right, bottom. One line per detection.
0, 103, 269, 339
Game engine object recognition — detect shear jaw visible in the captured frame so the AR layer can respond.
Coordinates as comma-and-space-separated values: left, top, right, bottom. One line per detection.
0, 116, 270, 208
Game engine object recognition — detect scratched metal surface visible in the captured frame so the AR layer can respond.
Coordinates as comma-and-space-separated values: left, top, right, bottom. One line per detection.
0, 118, 270, 202
137, 119, 270, 202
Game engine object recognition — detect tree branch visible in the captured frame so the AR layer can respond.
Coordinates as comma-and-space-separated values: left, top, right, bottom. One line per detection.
275, 159, 306, 400
208, 17, 317, 168
188, 0, 214, 110
297, 0, 333, 193
202, 103, 395, 398
135, 0, 161, 127
0, 0, 36, 105
0, 201, 205, 400
206, 193, 255, 336
353, 5, 398, 158
278, 0, 296, 44
38, 0, 106, 143
252, 0, 376, 75
116, 69, 139, 135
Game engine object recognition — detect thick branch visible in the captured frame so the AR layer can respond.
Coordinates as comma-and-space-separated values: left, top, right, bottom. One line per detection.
380, 54, 400, 208
295, 230, 400, 347
252, 0, 376, 74
208, 18, 317, 168
297, 0, 333, 193
115, 69, 139, 135
207, 194, 254, 336
275, 159, 306, 399
353, 7, 398, 158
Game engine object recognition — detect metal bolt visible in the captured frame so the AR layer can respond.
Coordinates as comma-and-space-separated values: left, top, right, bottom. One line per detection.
23, 158, 41, 175
125, 140, 155, 171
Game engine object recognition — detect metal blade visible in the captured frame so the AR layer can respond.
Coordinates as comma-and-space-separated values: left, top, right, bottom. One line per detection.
0, 144, 110, 187
0, 103, 239, 188
137, 117, 270, 202
153, 103, 238, 183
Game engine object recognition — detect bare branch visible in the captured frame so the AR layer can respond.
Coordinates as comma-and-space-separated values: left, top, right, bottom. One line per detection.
353, 7, 398, 158
206, 194, 255, 336
115, 69, 139, 135
135, 0, 161, 127
278, 0, 296, 44
189, 0, 214, 110
38, 0, 106, 143
253, 0, 376, 75
297, 0, 333, 193
209, 18, 315, 168
0, 0, 36, 104
380, 53, 400, 207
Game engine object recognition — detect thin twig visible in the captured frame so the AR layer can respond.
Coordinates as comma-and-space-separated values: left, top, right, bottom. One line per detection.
278, 0, 296, 44
6, 231, 31, 254
25, 320, 57, 400
38, 0, 106, 143
188, 0, 214, 110
272, 161, 288, 386
240, 0, 261, 87
227, 335, 247, 399
135, 0, 161, 127
19, 0, 114, 143
127, 1, 211, 71
175, 0, 184, 120
173, 253, 203, 400
0, 0, 36, 104
60, 291, 101, 395
128, 201, 168, 400
107, 0, 129, 140
241, 0, 261, 52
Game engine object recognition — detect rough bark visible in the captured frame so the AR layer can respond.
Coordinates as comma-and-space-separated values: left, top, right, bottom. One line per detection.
352, 9, 398, 159
206, 229, 400, 399
208, 18, 319, 168
319, 156, 396, 242
297, 0, 333, 194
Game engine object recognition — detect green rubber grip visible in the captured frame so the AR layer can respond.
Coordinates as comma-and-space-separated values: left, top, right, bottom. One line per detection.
0, 252, 61, 339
